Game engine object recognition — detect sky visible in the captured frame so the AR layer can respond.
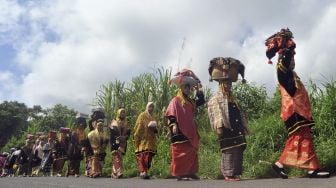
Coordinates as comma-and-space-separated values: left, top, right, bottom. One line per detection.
0, 0, 335, 113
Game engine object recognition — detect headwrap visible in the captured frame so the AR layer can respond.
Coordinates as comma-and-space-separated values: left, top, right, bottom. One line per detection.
146, 102, 155, 115
117, 108, 126, 119
176, 85, 196, 110
169, 69, 200, 110
110, 108, 130, 137
265, 28, 296, 64
60, 127, 71, 134
168, 68, 200, 87
144, 102, 156, 127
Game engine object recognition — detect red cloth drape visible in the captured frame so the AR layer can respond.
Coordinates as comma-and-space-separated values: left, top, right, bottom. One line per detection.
279, 83, 312, 122
279, 126, 320, 170
171, 141, 198, 176
165, 97, 200, 149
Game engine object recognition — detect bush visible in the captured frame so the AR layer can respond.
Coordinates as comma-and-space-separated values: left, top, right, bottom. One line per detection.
1, 67, 335, 180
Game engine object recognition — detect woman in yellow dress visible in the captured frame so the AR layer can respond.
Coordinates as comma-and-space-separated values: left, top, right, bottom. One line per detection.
134, 102, 158, 179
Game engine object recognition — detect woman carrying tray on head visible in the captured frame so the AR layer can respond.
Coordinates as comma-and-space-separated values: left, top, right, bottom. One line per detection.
265, 28, 329, 179
165, 69, 205, 181
207, 57, 249, 181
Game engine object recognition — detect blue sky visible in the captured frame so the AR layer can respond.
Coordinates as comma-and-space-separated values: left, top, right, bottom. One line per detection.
1, 0, 336, 113
0, 44, 16, 71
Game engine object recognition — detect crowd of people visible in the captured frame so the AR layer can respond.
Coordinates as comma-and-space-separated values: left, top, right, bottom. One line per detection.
0, 28, 331, 181
0, 105, 157, 179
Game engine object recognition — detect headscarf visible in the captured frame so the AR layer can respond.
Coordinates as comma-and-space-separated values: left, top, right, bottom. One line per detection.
146, 102, 155, 116
117, 108, 125, 119
176, 84, 196, 110
111, 108, 130, 137
115, 108, 128, 128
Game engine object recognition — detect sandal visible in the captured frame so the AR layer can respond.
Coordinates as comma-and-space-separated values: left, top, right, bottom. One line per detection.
308, 169, 330, 178
272, 163, 288, 179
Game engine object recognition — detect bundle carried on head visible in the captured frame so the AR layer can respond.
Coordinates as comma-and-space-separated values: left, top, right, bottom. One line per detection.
75, 112, 88, 128
90, 108, 105, 120
169, 68, 201, 87
88, 108, 105, 131
208, 57, 245, 83
265, 28, 296, 64
60, 127, 71, 134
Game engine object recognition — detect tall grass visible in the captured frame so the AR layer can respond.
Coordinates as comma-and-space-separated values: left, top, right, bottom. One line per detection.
2, 68, 335, 179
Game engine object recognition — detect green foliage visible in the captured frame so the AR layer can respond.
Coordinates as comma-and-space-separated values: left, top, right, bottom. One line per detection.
1, 104, 76, 152
0, 101, 29, 148
32, 104, 76, 132
309, 80, 336, 138
93, 67, 179, 135
1, 67, 335, 180
94, 80, 126, 123
232, 82, 269, 120
243, 116, 285, 178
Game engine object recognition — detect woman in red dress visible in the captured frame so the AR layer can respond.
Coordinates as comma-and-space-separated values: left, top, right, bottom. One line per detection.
165, 69, 205, 180
265, 28, 330, 178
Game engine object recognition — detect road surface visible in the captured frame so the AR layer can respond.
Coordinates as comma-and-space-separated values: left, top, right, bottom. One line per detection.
1, 176, 336, 188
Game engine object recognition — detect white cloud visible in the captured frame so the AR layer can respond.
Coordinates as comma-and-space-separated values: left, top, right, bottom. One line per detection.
0, 0, 24, 50
298, 4, 336, 84
0, 71, 18, 100
0, 0, 335, 112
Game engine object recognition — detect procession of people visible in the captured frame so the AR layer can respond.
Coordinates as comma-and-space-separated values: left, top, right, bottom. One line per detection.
0, 28, 332, 181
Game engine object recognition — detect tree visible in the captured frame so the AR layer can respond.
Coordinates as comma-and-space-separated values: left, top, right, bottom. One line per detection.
31, 104, 76, 132
0, 101, 29, 148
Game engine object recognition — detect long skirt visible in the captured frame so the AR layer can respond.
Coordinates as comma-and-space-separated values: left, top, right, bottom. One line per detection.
53, 158, 66, 174
89, 156, 103, 177
111, 151, 123, 177
136, 152, 155, 173
279, 126, 320, 170
221, 146, 245, 177
67, 160, 81, 175
85, 157, 91, 176
171, 141, 198, 177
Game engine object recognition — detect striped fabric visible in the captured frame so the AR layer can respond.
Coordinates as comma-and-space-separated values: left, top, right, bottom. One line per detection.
221, 146, 245, 177
207, 91, 231, 130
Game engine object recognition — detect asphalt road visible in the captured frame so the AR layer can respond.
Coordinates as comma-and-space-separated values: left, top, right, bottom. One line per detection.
1, 176, 336, 188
